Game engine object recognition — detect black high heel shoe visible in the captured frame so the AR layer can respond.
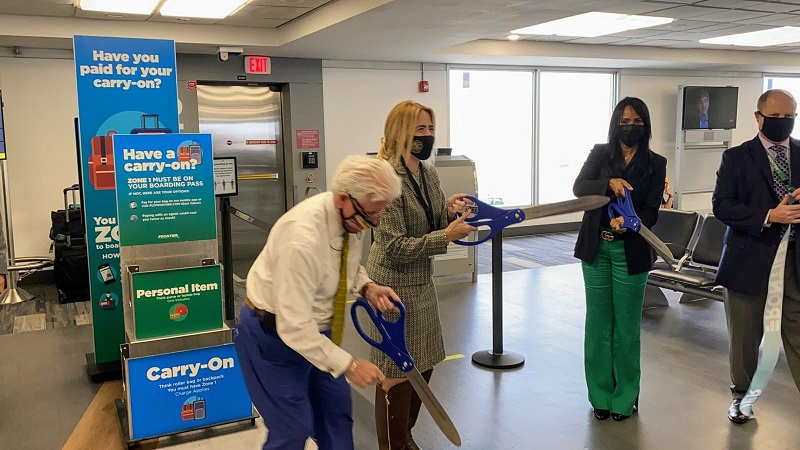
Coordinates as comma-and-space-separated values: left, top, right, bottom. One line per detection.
612, 396, 639, 422
593, 408, 611, 420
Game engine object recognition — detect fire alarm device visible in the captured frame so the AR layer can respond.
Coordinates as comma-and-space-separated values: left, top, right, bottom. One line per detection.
244, 56, 271, 74
419, 80, 429, 93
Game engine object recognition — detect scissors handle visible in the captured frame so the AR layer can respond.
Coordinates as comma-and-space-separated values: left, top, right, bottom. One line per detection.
453, 195, 524, 246
607, 187, 641, 232
350, 297, 415, 373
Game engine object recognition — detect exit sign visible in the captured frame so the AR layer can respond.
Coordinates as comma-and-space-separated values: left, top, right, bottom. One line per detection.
244, 56, 271, 75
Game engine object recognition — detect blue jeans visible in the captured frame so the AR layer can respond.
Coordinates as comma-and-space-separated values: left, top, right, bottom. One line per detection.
234, 305, 354, 450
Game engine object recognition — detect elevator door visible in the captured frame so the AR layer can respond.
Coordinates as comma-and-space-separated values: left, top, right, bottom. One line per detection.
197, 84, 286, 278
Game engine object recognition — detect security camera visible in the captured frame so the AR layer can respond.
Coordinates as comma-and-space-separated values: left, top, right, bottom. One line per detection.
217, 46, 244, 62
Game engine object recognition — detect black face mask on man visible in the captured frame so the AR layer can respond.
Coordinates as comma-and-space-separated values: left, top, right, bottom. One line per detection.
411, 135, 435, 160
758, 112, 795, 143
616, 124, 645, 147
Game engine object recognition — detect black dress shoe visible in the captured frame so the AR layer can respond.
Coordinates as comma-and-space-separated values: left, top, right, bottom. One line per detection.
593, 408, 611, 420
612, 413, 630, 421
728, 399, 750, 425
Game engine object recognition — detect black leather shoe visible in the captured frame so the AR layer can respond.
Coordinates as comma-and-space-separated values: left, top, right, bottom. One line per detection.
728, 399, 750, 425
593, 408, 611, 420
612, 413, 630, 421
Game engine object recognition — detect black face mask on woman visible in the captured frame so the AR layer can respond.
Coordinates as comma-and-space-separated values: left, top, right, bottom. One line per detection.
616, 124, 645, 147
758, 112, 795, 143
411, 135, 435, 160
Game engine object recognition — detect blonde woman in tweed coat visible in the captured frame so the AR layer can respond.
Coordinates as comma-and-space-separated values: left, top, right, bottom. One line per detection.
367, 100, 476, 450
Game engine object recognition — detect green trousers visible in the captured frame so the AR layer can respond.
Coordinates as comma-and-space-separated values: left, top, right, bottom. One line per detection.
581, 236, 648, 415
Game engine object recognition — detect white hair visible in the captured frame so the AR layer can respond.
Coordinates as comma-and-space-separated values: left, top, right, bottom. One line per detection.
331, 155, 402, 203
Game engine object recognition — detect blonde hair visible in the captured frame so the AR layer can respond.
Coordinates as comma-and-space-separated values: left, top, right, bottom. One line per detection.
330, 155, 402, 203
378, 100, 436, 165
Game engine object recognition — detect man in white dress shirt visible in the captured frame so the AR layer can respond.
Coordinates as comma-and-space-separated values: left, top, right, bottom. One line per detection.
235, 155, 403, 450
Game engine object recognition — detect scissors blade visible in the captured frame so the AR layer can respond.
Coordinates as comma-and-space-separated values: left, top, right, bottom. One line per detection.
639, 225, 676, 267
406, 368, 462, 446
520, 196, 610, 221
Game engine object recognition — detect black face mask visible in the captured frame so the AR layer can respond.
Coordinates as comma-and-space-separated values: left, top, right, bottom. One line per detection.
759, 112, 795, 143
411, 135, 435, 160
616, 124, 645, 147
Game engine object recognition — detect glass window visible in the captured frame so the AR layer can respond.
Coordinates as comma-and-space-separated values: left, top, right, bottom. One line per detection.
764, 76, 800, 138
449, 70, 533, 206
537, 72, 615, 204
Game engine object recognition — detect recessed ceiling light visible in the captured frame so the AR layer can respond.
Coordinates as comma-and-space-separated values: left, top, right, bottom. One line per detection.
160, 0, 250, 19
511, 12, 673, 38
700, 26, 800, 47
79, 0, 160, 15
507, 34, 521, 41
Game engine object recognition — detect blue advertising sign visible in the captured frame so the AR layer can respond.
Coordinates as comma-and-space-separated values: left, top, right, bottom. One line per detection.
127, 344, 253, 440
73, 35, 178, 364
113, 133, 216, 247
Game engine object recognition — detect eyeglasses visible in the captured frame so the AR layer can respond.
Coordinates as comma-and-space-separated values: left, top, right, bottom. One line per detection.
349, 195, 380, 227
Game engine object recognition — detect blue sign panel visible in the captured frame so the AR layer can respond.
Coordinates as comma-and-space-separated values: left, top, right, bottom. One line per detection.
127, 344, 252, 440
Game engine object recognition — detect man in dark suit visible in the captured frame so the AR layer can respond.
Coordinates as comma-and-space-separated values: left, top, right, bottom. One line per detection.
713, 89, 800, 424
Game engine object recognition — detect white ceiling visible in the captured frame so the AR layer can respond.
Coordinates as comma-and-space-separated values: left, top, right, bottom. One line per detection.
0, 0, 334, 27
3, 0, 800, 71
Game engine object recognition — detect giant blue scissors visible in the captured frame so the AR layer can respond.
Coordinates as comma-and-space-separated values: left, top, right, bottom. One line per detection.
351, 297, 461, 446
607, 187, 675, 266
453, 195, 611, 246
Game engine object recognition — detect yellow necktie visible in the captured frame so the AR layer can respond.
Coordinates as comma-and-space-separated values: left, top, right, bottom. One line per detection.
330, 234, 349, 345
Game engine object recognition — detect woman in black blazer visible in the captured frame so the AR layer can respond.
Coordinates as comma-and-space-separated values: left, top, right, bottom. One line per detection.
573, 97, 667, 422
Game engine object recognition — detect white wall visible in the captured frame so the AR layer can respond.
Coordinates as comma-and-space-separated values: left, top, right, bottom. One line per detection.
620, 71, 763, 211
321, 63, 449, 185
0, 56, 79, 257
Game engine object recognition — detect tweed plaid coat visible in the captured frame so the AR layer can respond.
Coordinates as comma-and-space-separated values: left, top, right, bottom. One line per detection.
366, 159, 450, 376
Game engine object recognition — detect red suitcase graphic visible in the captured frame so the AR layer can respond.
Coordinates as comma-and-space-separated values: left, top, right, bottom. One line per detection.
178, 146, 191, 162
89, 130, 117, 190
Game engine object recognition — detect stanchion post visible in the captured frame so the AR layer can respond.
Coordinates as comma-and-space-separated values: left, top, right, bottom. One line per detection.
471, 230, 524, 369
220, 197, 235, 321
0, 159, 34, 305
219, 197, 236, 320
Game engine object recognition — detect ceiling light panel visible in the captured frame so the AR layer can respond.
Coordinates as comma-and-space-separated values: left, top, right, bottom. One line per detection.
160, 0, 251, 19
511, 12, 674, 38
78, 0, 161, 15
700, 26, 800, 47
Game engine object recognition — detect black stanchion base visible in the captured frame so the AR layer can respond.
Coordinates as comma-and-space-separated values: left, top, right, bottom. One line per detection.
471, 350, 525, 369
86, 352, 122, 383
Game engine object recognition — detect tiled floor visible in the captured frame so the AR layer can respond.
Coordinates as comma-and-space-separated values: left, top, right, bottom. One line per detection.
6, 263, 800, 449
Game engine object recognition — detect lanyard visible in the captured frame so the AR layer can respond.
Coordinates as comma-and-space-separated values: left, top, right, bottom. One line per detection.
765, 149, 795, 193
402, 158, 436, 232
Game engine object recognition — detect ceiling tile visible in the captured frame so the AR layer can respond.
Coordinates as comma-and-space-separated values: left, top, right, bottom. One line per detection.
607, 28, 671, 38
74, 9, 144, 21
253, 0, 331, 7
568, 36, 630, 44
522, 35, 576, 42
232, 5, 311, 20
742, 1, 800, 13
753, 14, 800, 26
651, 19, 740, 32
645, 5, 725, 20
696, 0, 756, 7
597, 3, 675, 14
735, 12, 800, 24
221, 16, 288, 28
2, 2, 74, 17
693, 8, 774, 21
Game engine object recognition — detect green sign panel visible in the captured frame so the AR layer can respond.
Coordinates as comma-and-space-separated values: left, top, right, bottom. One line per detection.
131, 265, 223, 340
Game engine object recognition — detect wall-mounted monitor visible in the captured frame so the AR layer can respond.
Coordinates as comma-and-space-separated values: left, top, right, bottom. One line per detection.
682, 86, 738, 130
